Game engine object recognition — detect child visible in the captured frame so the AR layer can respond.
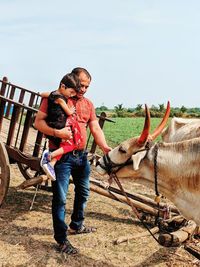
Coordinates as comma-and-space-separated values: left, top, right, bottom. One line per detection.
40, 73, 82, 181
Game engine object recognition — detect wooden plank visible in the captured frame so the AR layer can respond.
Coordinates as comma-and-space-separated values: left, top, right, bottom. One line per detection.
0, 95, 38, 113
6, 105, 21, 146
0, 140, 10, 206
32, 131, 44, 157
16, 175, 48, 189
89, 183, 159, 216
5, 146, 40, 171
29, 93, 35, 107
0, 77, 8, 96
90, 177, 179, 213
18, 89, 25, 103
5, 85, 16, 118
0, 99, 6, 132
0, 79, 40, 96
158, 220, 197, 246
114, 227, 159, 245
19, 110, 33, 151
90, 112, 106, 153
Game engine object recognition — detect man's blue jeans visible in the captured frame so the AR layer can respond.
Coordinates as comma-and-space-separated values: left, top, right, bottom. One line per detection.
52, 150, 90, 244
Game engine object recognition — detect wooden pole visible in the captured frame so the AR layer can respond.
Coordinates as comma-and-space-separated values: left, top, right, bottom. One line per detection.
90, 183, 160, 216
90, 177, 179, 214
158, 220, 197, 247
16, 175, 48, 189
114, 226, 159, 245
90, 112, 106, 154
0, 140, 10, 206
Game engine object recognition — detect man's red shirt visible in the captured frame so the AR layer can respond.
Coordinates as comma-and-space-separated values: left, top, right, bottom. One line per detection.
39, 97, 97, 150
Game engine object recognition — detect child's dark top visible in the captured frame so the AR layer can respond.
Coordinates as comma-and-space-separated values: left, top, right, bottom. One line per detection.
46, 91, 67, 129
46, 91, 68, 146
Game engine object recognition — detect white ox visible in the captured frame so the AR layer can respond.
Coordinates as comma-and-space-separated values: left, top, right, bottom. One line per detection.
97, 104, 200, 225
162, 117, 200, 142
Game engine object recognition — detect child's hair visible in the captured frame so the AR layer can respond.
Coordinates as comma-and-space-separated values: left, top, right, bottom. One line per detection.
59, 73, 80, 92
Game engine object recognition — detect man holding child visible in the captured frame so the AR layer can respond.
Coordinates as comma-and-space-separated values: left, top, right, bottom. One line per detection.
34, 67, 111, 254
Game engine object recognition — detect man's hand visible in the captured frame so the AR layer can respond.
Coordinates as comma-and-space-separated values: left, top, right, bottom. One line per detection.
101, 145, 112, 154
69, 105, 76, 115
55, 127, 72, 139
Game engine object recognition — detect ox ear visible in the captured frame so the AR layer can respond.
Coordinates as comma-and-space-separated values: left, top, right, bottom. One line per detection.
131, 151, 146, 170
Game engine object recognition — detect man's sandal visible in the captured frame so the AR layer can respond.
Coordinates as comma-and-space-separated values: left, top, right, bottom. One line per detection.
58, 239, 79, 254
68, 225, 97, 235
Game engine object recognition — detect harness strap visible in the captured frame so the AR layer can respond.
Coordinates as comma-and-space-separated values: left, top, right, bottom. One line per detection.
154, 143, 160, 197
153, 143, 162, 226
112, 174, 141, 219
97, 142, 152, 175
112, 173, 161, 245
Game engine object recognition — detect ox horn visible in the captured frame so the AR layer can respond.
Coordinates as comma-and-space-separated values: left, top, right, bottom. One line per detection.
137, 104, 151, 146
149, 101, 170, 140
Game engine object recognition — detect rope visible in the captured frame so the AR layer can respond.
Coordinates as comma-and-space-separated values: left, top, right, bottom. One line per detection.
112, 174, 161, 244
154, 143, 159, 197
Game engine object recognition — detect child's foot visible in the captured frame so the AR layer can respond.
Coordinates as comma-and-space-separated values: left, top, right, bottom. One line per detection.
40, 150, 56, 181
42, 163, 56, 181
40, 149, 51, 166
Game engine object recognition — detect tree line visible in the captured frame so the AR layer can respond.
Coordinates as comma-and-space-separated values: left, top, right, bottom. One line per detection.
95, 104, 200, 118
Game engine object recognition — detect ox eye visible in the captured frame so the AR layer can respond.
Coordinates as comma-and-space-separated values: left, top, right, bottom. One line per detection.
118, 146, 127, 154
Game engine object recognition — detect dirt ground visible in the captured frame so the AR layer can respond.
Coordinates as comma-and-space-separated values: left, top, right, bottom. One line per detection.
0, 163, 199, 267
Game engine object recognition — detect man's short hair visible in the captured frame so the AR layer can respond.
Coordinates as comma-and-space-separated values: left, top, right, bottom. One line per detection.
71, 67, 92, 81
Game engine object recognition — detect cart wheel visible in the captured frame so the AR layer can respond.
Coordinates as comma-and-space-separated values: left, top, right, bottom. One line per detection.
0, 140, 10, 206
17, 163, 52, 191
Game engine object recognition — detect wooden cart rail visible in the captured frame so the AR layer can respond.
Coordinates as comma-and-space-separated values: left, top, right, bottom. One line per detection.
0, 77, 43, 166
0, 77, 41, 111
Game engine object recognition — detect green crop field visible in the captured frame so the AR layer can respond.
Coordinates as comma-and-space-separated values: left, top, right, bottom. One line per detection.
87, 117, 171, 153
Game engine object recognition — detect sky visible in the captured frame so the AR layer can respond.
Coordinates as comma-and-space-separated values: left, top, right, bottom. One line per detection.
1, 0, 200, 109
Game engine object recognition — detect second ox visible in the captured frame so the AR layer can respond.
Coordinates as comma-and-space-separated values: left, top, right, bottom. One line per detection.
162, 117, 200, 142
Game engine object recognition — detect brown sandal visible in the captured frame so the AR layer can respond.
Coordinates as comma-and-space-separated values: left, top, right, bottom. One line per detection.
58, 239, 79, 254
68, 225, 97, 235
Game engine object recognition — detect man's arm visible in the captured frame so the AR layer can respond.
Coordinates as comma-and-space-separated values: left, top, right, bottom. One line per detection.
34, 110, 72, 139
40, 92, 50, 98
89, 120, 112, 154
